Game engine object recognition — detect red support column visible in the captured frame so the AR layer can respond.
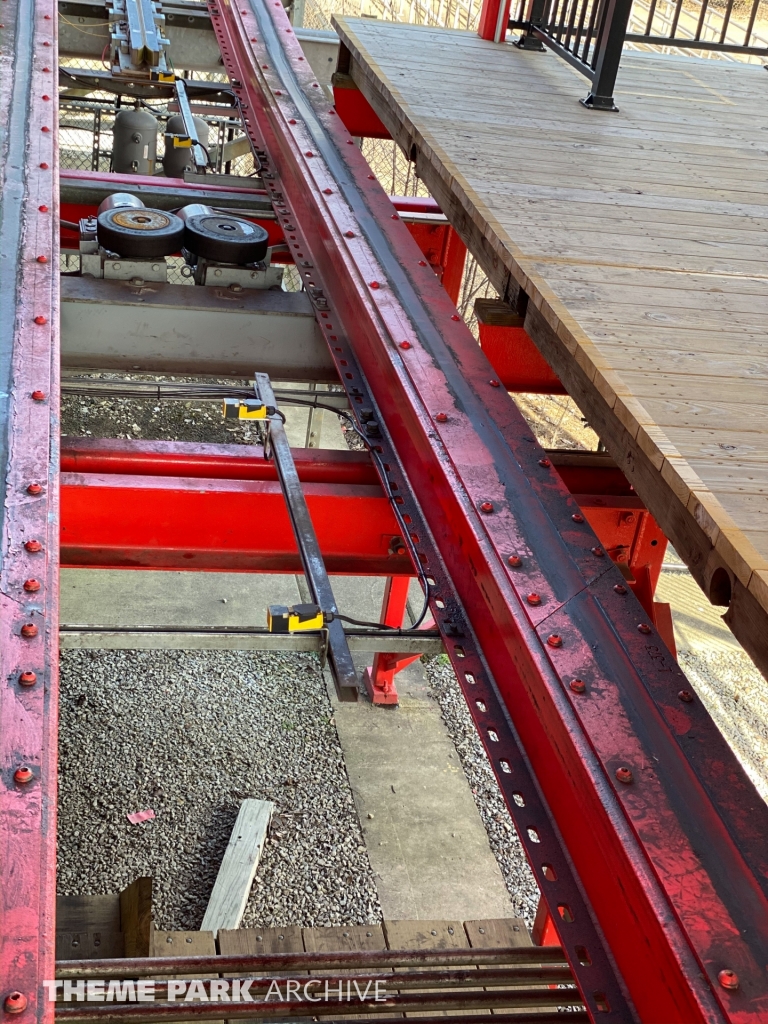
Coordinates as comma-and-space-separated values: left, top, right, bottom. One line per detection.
478, 0, 514, 41
363, 576, 416, 705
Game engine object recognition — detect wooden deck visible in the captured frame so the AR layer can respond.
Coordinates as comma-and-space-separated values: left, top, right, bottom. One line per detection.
332, 18, 768, 673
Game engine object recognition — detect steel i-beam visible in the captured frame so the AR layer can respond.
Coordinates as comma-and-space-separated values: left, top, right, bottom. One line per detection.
208, 1, 768, 1019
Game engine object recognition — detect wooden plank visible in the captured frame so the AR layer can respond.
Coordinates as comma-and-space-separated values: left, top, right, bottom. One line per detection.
303, 924, 396, 1019
382, 921, 473, 1018
200, 799, 274, 936
55, 930, 124, 961
464, 920, 535, 1017
150, 931, 221, 1024
56, 894, 121, 933
333, 16, 768, 679
120, 877, 153, 957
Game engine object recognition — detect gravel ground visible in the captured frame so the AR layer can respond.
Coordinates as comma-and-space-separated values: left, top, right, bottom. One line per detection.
58, 649, 382, 930
423, 656, 539, 926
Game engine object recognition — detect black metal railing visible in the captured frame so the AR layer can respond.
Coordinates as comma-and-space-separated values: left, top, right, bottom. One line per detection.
510, 0, 768, 111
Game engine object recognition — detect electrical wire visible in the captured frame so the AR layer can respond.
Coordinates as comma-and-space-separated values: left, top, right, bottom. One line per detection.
60, 378, 432, 630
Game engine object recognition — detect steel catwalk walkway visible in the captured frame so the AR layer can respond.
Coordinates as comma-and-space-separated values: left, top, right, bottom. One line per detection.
1, 1, 768, 1023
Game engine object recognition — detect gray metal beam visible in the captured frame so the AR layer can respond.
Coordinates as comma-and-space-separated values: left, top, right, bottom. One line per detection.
61, 276, 338, 380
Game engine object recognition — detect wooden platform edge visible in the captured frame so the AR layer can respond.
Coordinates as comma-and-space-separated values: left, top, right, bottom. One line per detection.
331, 16, 768, 677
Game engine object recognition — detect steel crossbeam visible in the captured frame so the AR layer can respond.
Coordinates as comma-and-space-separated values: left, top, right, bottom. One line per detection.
206, 1, 768, 1019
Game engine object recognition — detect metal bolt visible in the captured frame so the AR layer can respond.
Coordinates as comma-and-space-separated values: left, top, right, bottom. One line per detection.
451, 314, 460, 321
31, 390, 45, 401
24, 540, 42, 553
39, 162, 49, 169
718, 969, 739, 991
344, 231, 355, 238
399, 341, 411, 350
678, 690, 694, 703
38, 205, 48, 212
322, 187, 332, 193
592, 546, 605, 557
26, 483, 42, 495
21, 623, 38, 639
572, 513, 584, 523
480, 501, 494, 513
623, 512, 636, 524
40, 125, 50, 132
508, 555, 522, 567
418, 260, 427, 267
538, 458, 551, 468
435, 412, 448, 423
638, 623, 652, 634
616, 766, 633, 784
570, 679, 586, 694
547, 634, 563, 648
19, 672, 37, 687
34, 316, 47, 325
614, 584, 627, 594
391, 213, 398, 220
489, 379, 500, 388
369, 281, 380, 289
4, 992, 27, 1014
526, 593, 541, 606
14, 766, 33, 785
42, 94, 50, 100
23, 580, 41, 593
305, 151, 315, 158
42, 67, 51, 72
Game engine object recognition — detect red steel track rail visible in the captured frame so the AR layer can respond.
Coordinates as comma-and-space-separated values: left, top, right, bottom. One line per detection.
0, 0, 60, 1018
208, 1, 768, 1020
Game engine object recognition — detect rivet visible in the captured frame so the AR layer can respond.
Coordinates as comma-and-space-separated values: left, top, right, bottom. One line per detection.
615, 766, 633, 784
289, 119, 297, 125
42, 67, 51, 72
21, 623, 38, 638
24, 540, 42, 553
678, 690, 694, 703
31, 390, 45, 401
480, 501, 494, 513
23, 580, 41, 593
547, 634, 562, 648
391, 213, 398, 220
718, 969, 739, 991
418, 260, 427, 266
614, 584, 627, 594
26, 483, 42, 495
489, 379, 500, 388
508, 555, 522, 567
19, 671, 37, 687
368, 174, 375, 179
572, 513, 584, 523
526, 593, 541, 606
570, 679, 586, 694
4, 992, 27, 1014
274, 90, 282, 95
34, 316, 47, 325
14, 765, 33, 785
592, 546, 605, 557
38, 205, 48, 213
638, 623, 652, 634
42, 39, 50, 44
369, 281, 380, 289
344, 230, 355, 238
305, 152, 314, 158
347, 140, 354, 144
40, 126, 50, 132
39, 162, 49, 169
538, 458, 551, 468
451, 314, 460, 321
251, 36, 257, 41
36, 255, 47, 263
42, 94, 50, 100
399, 341, 411, 350
435, 412, 448, 423
262, 64, 268, 68
322, 187, 332, 193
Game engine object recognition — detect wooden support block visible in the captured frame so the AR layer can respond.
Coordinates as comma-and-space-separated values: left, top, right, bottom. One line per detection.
120, 877, 153, 957
201, 800, 274, 937
55, 930, 125, 961
383, 920, 473, 1018
463, 919, 532, 949
151, 931, 221, 1024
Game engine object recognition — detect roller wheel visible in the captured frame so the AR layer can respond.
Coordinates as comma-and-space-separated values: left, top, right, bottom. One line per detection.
182, 213, 269, 265
97, 207, 185, 258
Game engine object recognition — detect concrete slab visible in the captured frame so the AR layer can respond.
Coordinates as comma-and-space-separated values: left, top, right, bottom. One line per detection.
327, 662, 514, 922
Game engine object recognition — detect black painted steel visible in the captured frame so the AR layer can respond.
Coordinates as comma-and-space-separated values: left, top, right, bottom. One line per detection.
255, 374, 359, 699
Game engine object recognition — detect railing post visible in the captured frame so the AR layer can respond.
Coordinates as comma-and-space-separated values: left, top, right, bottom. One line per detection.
514, 0, 547, 50
580, 0, 633, 110
478, 0, 514, 42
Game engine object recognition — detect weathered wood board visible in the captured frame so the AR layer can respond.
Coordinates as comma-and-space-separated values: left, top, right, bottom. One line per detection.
333, 17, 768, 673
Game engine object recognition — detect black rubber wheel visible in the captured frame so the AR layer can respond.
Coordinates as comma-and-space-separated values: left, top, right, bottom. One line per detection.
97, 207, 185, 258
182, 213, 269, 264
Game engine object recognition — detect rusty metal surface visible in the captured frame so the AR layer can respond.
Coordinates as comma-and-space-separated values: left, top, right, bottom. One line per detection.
0, 0, 60, 1019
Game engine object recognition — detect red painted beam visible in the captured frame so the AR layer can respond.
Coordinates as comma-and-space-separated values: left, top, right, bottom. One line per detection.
59, 441, 407, 574
476, 299, 565, 394
332, 76, 391, 138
